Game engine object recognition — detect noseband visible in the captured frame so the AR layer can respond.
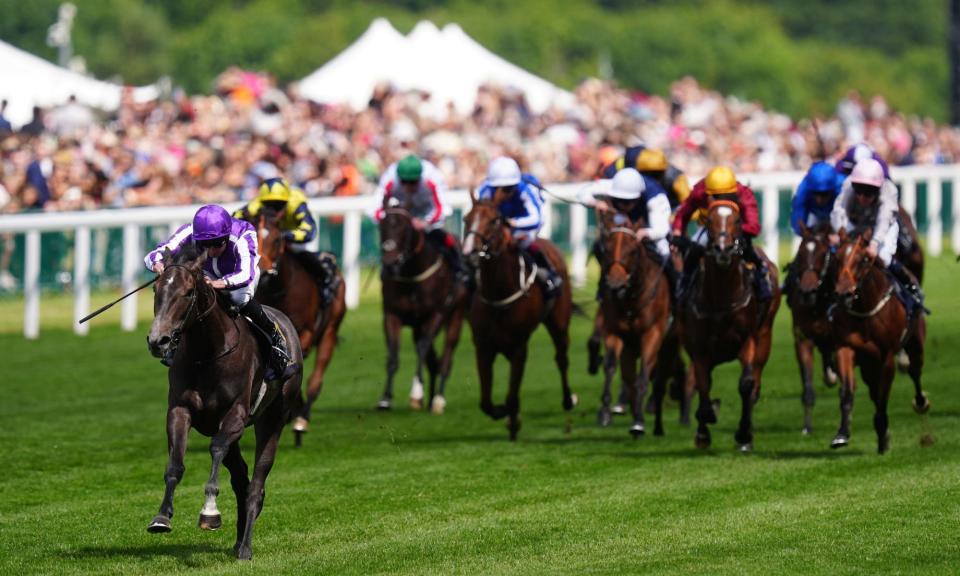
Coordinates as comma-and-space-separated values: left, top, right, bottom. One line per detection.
464, 211, 504, 261
381, 208, 425, 266
158, 264, 218, 363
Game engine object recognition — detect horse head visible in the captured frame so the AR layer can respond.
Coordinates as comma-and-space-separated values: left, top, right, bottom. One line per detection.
834, 227, 876, 302
794, 222, 833, 304
598, 212, 643, 293
379, 203, 421, 273
462, 198, 507, 268
705, 200, 743, 268
147, 247, 209, 364
256, 211, 285, 278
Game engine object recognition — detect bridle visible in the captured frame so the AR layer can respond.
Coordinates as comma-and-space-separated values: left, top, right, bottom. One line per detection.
796, 237, 833, 299
463, 207, 505, 261
835, 235, 893, 317
256, 213, 284, 278
705, 200, 744, 266
157, 263, 224, 365
381, 208, 426, 266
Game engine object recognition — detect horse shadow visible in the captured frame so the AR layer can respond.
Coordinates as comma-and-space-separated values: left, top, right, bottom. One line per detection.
66, 543, 226, 567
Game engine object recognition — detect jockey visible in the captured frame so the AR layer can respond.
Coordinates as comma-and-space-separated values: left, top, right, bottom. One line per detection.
577, 168, 676, 298
601, 145, 690, 210
829, 158, 924, 305
672, 166, 772, 302
477, 156, 560, 296
144, 204, 297, 381
783, 161, 845, 293
837, 143, 891, 179
234, 177, 339, 304
370, 154, 468, 284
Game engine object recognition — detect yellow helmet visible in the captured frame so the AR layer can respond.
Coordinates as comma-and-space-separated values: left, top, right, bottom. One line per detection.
258, 177, 291, 203
704, 166, 738, 195
637, 148, 668, 172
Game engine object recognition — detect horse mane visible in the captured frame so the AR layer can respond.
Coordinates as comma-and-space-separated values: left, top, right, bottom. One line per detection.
173, 243, 204, 264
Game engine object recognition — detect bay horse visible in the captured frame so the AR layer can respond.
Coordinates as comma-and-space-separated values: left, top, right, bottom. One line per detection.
145, 247, 303, 560
830, 229, 929, 453
254, 212, 347, 447
594, 211, 677, 437
377, 204, 469, 413
678, 200, 780, 451
786, 223, 838, 435
461, 195, 578, 440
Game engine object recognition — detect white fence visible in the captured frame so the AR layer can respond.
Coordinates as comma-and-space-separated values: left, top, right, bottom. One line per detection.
1, 164, 959, 339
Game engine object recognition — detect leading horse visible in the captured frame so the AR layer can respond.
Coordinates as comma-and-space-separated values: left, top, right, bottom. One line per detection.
678, 201, 780, 451
254, 212, 347, 446
830, 229, 929, 453
462, 195, 578, 440
145, 247, 303, 560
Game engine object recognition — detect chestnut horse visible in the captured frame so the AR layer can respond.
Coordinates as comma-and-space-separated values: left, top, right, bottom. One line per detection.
594, 210, 677, 437
786, 223, 838, 435
145, 247, 303, 560
254, 212, 346, 447
678, 200, 780, 451
830, 230, 929, 453
462, 196, 578, 440
377, 206, 469, 413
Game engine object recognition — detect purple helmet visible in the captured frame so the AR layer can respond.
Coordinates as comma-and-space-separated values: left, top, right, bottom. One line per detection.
838, 143, 875, 175
192, 205, 232, 241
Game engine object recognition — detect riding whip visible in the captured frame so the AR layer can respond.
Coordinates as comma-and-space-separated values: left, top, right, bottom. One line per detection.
78, 276, 158, 324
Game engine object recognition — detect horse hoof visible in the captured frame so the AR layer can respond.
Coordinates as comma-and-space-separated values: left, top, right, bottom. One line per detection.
431, 396, 446, 415
409, 397, 423, 411
737, 442, 753, 453
563, 393, 579, 411
694, 432, 711, 449
147, 515, 171, 533
235, 545, 252, 561
629, 423, 645, 438
597, 409, 612, 427
878, 432, 891, 454
292, 416, 309, 433
611, 403, 626, 415
912, 394, 930, 414
830, 434, 849, 449
198, 513, 222, 531
654, 426, 664, 437
825, 367, 838, 388
802, 426, 812, 436
376, 398, 392, 411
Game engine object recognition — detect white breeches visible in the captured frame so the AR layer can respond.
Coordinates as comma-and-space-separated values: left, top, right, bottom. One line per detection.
877, 220, 898, 267
226, 268, 260, 306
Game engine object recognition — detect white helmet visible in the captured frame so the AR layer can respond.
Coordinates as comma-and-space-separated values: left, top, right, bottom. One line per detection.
607, 168, 645, 200
487, 156, 522, 187
850, 158, 885, 188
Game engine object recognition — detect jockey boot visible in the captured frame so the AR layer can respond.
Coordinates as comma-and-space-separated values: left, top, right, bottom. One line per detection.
888, 259, 929, 314
291, 250, 338, 305
743, 240, 773, 302
241, 299, 298, 382
527, 243, 561, 298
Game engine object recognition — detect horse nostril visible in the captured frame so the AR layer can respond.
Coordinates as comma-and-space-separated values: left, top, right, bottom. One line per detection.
156, 335, 171, 347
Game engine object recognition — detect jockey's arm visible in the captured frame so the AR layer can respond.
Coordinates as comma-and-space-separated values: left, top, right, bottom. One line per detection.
232, 203, 252, 222
871, 179, 899, 248
220, 229, 259, 288
671, 186, 704, 237
738, 185, 762, 237
790, 181, 809, 235
506, 188, 543, 231
144, 223, 192, 272
830, 180, 853, 234
286, 203, 317, 244
423, 179, 447, 227
643, 194, 672, 241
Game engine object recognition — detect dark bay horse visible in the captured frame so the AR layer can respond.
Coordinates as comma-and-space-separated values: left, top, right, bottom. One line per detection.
594, 211, 677, 437
145, 248, 303, 560
830, 230, 928, 453
786, 223, 838, 435
377, 206, 469, 413
678, 200, 780, 451
254, 212, 346, 446
462, 196, 578, 440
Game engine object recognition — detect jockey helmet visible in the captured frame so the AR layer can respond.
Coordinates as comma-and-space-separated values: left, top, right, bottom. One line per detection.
193, 205, 232, 241
838, 143, 874, 175
849, 158, 884, 188
807, 161, 838, 193
487, 156, 522, 187
608, 168, 645, 200
397, 154, 423, 182
705, 166, 738, 195
258, 177, 291, 203
637, 148, 668, 172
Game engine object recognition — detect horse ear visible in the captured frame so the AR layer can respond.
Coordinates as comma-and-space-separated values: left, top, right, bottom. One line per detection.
162, 247, 173, 264
469, 187, 477, 205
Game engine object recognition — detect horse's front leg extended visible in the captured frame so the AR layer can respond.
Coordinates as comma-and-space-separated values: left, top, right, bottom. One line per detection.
598, 334, 622, 427
200, 403, 249, 531
639, 326, 664, 437
505, 346, 528, 441
433, 306, 466, 415
412, 316, 442, 411
735, 337, 758, 451
832, 346, 857, 449
235, 407, 283, 561
794, 328, 816, 435
378, 313, 402, 410
147, 406, 191, 533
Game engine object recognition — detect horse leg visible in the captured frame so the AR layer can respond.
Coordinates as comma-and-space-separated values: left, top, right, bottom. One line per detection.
147, 406, 191, 533
598, 334, 623, 427
505, 346, 528, 440
794, 329, 816, 435
820, 345, 838, 388
735, 338, 758, 452
545, 314, 577, 412
433, 306, 466, 415
680, 363, 695, 427
692, 358, 714, 449
235, 407, 284, 560
621, 342, 644, 438
477, 344, 505, 420
906, 319, 929, 414
831, 347, 857, 449
199, 403, 248, 531
378, 313, 402, 410
223, 441, 250, 551
587, 307, 604, 376
647, 331, 671, 437
864, 355, 894, 454
294, 322, 338, 441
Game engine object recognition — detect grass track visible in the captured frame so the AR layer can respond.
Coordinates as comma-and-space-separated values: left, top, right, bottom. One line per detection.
1, 258, 959, 575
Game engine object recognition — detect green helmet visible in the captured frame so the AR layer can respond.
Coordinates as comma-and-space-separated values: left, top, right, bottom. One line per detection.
397, 154, 423, 182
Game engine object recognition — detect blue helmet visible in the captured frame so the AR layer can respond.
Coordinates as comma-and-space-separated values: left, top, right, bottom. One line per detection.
806, 161, 839, 193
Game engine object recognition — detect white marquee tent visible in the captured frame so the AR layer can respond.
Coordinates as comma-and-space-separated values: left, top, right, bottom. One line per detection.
0, 38, 158, 128
298, 18, 574, 116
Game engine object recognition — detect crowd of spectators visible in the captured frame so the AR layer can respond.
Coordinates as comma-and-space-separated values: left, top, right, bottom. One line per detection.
2, 69, 959, 217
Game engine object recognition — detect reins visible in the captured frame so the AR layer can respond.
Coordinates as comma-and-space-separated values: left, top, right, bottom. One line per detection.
382, 208, 439, 283
160, 264, 239, 364
603, 226, 668, 309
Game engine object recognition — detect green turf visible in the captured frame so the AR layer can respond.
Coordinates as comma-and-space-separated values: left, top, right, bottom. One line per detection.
1, 259, 959, 575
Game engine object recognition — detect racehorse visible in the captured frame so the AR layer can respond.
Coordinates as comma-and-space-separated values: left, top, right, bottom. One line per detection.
254, 212, 346, 447
462, 195, 578, 440
786, 223, 838, 435
145, 247, 303, 560
593, 209, 678, 437
377, 204, 469, 413
677, 200, 780, 451
830, 229, 929, 453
